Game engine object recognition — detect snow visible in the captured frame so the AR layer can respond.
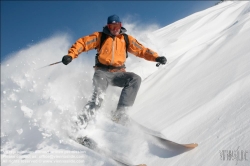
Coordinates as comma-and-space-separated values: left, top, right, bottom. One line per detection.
20, 106, 34, 118
1, 1, 250, 166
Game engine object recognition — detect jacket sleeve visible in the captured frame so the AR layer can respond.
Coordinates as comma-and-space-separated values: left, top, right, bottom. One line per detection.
68, 32, 101, 59
127, 35, 158, 61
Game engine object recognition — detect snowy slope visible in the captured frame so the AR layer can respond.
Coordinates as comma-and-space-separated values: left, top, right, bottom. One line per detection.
1, 1, 250, 166
131, 1, 250, 165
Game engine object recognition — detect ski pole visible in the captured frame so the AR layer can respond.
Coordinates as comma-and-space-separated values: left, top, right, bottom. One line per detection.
36, 61, 62, 70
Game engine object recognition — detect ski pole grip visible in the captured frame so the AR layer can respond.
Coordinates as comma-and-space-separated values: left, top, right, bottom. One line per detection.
156, 63, 161, 67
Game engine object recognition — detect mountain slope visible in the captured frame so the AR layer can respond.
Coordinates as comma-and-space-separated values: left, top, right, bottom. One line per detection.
1, 1, 250, 166
131, 1, 250, 165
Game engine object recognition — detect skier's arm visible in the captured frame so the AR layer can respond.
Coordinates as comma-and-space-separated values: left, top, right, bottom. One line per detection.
127, 35, 159, 61
68, 32, 101, 59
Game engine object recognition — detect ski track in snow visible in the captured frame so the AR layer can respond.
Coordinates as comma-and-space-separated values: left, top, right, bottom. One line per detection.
1, 1, 250, 166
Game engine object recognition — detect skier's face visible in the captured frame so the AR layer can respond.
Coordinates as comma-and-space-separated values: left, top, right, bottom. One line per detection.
108, 23, 121, 36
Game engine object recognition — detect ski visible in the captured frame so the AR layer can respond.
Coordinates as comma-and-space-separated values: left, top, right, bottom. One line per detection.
130, 120, 198, 148
74, 136, 147, 166
149, 133, 198, 148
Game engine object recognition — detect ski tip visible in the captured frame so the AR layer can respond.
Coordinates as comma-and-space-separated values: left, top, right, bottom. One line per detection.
183, 143, 198, 148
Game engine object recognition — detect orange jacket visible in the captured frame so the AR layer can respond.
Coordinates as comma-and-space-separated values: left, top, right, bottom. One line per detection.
68, 26, 158, 67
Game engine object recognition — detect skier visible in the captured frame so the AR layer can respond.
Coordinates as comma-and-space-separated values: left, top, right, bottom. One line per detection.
62, 14, 167, 126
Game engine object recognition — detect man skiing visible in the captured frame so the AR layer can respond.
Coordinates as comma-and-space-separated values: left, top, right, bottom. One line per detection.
62, 14, 167, 126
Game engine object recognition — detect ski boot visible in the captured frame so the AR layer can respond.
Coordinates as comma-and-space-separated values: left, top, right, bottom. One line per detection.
76, 136, 98, 150
111, 106, 130, 126
77, 96, 104, 129
76, 102, 96, 129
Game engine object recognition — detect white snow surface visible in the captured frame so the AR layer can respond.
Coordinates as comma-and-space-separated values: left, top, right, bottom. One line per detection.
1, 1, 250, 166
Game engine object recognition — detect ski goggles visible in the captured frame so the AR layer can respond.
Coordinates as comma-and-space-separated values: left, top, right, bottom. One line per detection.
107, 23, 122, 31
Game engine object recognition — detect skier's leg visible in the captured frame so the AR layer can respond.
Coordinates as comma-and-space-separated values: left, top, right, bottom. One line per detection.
113, 72, 141, 107
91, 69, 109, 107
111, 72, 141, 124
78, 70, 109, 126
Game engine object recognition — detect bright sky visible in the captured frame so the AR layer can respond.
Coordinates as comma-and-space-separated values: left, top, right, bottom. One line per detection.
1, 1, 216, 61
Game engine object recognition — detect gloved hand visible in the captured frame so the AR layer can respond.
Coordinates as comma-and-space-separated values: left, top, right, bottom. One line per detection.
155, 56, 167, 65
62, 55, 72, 65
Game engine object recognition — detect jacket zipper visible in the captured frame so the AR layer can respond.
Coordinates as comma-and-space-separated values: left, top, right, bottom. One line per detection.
110, 37, 115, 65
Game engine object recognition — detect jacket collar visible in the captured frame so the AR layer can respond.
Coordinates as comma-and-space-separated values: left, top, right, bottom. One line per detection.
102, 26, 127, 37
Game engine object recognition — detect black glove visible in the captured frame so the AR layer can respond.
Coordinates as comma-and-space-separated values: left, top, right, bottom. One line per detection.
62, 55, 72, 65
156, 56, 167, 65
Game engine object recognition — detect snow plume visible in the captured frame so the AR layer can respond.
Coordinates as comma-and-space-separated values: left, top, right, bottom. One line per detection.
1, 33, 109, 165
1, 33, 94, 150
